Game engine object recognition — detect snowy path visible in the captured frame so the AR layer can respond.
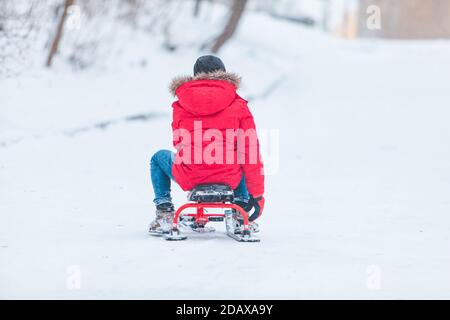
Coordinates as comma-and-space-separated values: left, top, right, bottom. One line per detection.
2, 72, 449, 298
1, 16, 450, 298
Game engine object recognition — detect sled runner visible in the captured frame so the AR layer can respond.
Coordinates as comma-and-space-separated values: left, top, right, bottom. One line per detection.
165, 184, 260, 242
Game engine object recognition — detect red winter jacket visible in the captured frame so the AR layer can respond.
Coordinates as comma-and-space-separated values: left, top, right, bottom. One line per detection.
169, 71, 264, 196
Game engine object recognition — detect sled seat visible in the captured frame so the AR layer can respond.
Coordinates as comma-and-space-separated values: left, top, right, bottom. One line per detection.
187, 184, 234, 203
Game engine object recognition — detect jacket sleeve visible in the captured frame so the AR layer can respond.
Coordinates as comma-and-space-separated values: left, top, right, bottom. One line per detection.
171, 102, 182, 150
238, 102, 265, 196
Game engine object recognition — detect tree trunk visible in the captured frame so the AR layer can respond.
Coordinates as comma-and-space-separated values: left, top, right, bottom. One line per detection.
46, 0, 75, 67
322, 0, 330, 32
210, 0, 248, 53
193, 0, 202, 17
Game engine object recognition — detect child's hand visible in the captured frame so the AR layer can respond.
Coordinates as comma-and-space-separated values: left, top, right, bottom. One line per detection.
249, 195, 265, 221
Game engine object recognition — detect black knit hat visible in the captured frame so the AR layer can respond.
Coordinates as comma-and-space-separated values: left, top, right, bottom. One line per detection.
193, 55, 226, 76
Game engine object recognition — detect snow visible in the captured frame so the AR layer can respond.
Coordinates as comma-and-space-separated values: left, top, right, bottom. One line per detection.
1, 5, 450, 299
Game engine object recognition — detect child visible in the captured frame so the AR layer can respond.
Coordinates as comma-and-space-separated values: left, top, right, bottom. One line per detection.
149, 55, 265, 234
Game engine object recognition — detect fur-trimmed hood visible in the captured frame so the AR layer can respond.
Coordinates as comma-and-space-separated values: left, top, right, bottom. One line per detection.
169, 70, 241, 96
169, 70, 241, 116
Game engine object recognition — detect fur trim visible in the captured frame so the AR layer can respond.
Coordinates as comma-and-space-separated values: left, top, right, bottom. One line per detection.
169, 70, 241, 96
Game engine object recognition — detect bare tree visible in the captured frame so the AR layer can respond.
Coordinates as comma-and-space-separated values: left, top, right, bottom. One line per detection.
210, 0, 248, 53
0, 1, 45, 77
46, 0, 75, 67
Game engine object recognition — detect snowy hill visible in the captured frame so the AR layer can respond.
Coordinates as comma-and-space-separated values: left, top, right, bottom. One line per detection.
1, 4, 450, 299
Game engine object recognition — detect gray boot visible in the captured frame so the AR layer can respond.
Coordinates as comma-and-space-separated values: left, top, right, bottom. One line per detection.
231, 210, 260, 234
148, 203, 175, 235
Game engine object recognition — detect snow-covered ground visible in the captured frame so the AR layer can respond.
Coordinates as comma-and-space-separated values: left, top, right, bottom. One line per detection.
1, 6, 450, 299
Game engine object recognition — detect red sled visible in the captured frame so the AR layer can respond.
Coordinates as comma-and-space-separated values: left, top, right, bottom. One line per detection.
165, 184, 260, 242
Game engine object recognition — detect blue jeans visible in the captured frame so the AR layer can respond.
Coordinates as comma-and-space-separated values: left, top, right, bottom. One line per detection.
150, 150, 249, 205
